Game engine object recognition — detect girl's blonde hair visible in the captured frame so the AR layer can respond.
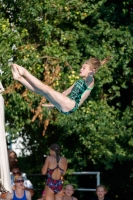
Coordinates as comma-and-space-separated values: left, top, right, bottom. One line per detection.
96, 184, 108, 193
84, 57, 111, 72
64, 184, 74, 191
14, 175, 23, 182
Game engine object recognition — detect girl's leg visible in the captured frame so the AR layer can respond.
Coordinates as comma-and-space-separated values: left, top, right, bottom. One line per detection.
44, 186, 55, 200
12, 64, 75, 112
55, 190, 63, 200
11, 66, 36, 92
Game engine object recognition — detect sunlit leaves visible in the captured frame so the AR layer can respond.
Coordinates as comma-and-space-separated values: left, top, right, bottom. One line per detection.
1, 0, 133, 181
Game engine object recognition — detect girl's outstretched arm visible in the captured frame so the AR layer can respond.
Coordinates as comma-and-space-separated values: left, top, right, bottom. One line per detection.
61, 84, 74, 96
79, 75, 94, 106
42, 84, 74, 108
42, 103, 54, 109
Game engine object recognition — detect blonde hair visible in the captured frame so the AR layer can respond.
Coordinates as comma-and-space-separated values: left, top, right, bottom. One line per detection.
14, 175, 23, 182
64, 184, 74, 191
84, 57, 111, 72
96, 184, 108, 193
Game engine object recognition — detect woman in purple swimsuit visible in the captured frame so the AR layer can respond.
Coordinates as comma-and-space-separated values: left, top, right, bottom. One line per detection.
5, 175, 31, 200
42, 144, 67, 200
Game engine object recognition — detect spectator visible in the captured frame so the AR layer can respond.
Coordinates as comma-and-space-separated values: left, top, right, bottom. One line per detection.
11, 167, 34, 196
7, 148, 18, 170
91, 184, 111, 200
63, 184, 78, 200
42, 144, 67, 200
6, 175, 31, 200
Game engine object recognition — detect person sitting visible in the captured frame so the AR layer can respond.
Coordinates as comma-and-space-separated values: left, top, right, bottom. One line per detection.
63, 184, 78, 200
10, 167, 34, 196
6, 175, 31, 200
91, 184, 111, 200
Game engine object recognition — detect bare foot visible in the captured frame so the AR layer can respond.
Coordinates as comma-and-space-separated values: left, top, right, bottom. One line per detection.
13, 64, 26, 76
11, 64, 21, 80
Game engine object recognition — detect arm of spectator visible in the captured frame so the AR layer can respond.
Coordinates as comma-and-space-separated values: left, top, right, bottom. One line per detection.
5, 191, 13, 200
26, 190, 31, 200
73, 197, 78, 200
24, 180, 34, 196
24, 188, 34, 196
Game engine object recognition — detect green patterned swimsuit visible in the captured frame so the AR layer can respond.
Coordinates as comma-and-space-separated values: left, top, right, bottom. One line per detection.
61, 79, 93, 115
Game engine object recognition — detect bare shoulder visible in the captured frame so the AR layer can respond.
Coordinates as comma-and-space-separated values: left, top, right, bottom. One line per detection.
73, 197, 78, 200
45, 155, 52, 162
61, 156, 67, 162
26, 190, 30, 194
26, 190, 31, 198
48, 155, 57, 162
47, 155, 51, 160
6, 191, 13, 199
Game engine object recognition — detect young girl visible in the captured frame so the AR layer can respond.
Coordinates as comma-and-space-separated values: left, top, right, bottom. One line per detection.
41, 144, 67, 200
11, 57, 110, 114
91, 185, 111, 200
5, 175, 31, 200
63, 185, 78, 200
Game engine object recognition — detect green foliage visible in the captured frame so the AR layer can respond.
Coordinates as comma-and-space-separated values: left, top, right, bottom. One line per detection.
1, 0, 133, 199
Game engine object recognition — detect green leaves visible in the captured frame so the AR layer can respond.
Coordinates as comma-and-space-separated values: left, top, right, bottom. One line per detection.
1, 0, 133, 198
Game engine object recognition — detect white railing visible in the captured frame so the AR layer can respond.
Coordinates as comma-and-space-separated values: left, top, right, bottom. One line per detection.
72, 171, 100, 191
26, 171, 100, 192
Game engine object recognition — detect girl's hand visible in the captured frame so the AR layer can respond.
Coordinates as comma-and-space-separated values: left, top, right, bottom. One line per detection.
42, 104, 54, 109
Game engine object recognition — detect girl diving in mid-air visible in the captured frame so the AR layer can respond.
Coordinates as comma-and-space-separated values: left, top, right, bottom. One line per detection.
11, 57, 110, 115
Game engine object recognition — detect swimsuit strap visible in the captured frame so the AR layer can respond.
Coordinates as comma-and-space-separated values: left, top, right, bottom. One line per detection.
86, 86, 93, 90
84, 79, 94, 90
56, 157, 64, 172
47, 157, 64, 174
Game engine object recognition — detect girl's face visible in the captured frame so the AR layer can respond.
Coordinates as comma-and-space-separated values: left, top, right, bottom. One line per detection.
14, 177, 24, 188
79, 63, 94, 78
64, 185, 74, 197
96, 187, 106, 199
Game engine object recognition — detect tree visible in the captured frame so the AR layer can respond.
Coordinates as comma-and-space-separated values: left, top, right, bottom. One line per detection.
0, 0, 133, 199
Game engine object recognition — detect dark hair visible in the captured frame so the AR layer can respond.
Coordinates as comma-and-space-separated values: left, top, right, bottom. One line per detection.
12, 166, 21, 172
50, 144, 60, 163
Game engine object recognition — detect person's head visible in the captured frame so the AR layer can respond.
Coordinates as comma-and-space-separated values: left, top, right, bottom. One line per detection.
12, 167, 22, 176
79, 57, 110, 78
8, 149, 18, 170
14, 175, 24, 188
50, 144, 60, 156
64, 185, 74, 197
96, 185, 108, 199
